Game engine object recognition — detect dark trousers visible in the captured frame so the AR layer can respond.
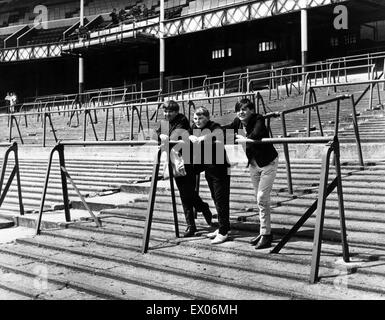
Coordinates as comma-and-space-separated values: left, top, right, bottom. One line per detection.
174, 164, 207, 229
204, 165, 231, 235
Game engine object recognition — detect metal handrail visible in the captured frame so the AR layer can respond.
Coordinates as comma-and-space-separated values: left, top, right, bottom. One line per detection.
33, 135, 348, 284
168, 74, 208, 93
308, 78, 385, 111
243, 135, 349, 284
0, 142, 24, 216
259, 93, 363, 194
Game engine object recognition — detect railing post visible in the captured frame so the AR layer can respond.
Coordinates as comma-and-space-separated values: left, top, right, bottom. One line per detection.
246, 68, 250, 93
333, 138, 350, 263
36, 145, 58, 235
350, 95, 364, 167
0, 143, 23, 215
9, 115, 24, 145
58, 144, 71, 222
281, 114, 293, 194
309, 141, 333, 283
368, 65, 375, 110
130, 106, 135, 140
142, 147, 162, 253
222, 71, 226, 94
8, 115, 12, 143
168, 154, 179, 238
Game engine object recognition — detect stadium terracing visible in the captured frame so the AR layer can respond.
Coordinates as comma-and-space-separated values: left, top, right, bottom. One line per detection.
0, 0, 384, 300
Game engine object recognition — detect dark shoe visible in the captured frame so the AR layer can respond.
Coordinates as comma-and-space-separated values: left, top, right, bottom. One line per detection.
249, 235, 261, 246
201, 203, 212, 226
255, 234, 273, 250
183, 226, 197, 238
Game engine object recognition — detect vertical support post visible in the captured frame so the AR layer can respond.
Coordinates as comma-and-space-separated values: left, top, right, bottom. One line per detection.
130, 107, 135, 140
281, 114, 293, 194
350, 95, 364, 167
9, 115, 13, 143
112, 107, 116, 141
334, 99, 340, 136
159, 0, 165, 94
79, 54, 84, 95
83, 108, 87, 141
58, 144, 71, 222
13, 143, 24, 216
301, 8, 308, 87
307, 104, 312, 138
246, 68, 250, 93
36, 146, 57, 235
310, 142, 333, 283
333, 139, 350, 263
142, 148, 162, 253
368, 67, 374, 110
78, 0, 85, 95
11, 115, 24, 145
47, 113, 58, 143
168, 156, 179, 238
222, 71, 226, 94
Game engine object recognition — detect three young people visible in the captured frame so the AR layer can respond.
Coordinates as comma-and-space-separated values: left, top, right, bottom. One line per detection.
157, 98, 278, 249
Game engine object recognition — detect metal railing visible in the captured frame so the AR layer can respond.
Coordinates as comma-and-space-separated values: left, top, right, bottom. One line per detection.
168, 75, 208, 93
32, 136, 348, 284
241, 135, 349, 284
307, 78, 385, 112
0, 142, 24, 215
256, 93, 364, 194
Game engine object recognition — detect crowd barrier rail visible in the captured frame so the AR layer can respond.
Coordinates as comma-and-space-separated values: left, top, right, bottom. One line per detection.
0, 142, 24, 216
32, 135, 348, 284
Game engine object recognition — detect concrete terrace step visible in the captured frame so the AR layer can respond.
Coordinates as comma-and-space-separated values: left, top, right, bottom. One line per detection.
0, 218, 380, 300
0, 218, 14, 229
106, 200, 385, 241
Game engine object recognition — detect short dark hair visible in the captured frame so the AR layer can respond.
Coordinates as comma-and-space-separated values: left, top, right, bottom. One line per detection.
162, 100, 179, 112
235, 98, 255, 112
194, 106, 210, 118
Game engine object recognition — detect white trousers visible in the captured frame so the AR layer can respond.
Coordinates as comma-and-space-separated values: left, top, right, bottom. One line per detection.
249, 156, 278, 235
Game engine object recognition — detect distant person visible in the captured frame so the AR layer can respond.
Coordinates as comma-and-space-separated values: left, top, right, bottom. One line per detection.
4, 92, 11, 112
78, 25, 89, 40
224, 98, 278, 250
11, 92, 18, 113
141, 4, 149, 17
110, 8, 119, 25
130, 5, 141, 19
118, 9, 127, 22
6, 92, 17, 113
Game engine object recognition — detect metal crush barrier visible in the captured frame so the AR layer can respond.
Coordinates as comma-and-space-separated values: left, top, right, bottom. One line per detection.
241, 135, 349, 284
0, 142, 24, 215
308, 78, 385, 112
261, 94, 364, 194
31, 136, 349, 284
34, 140, 180, 242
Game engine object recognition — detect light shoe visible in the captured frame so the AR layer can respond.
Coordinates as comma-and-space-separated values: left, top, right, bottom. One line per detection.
211, 233, 228, 245
206, 229, 219, 239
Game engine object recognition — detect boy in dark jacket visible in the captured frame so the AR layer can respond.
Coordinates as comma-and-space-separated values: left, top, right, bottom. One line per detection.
156, 100, 212, 237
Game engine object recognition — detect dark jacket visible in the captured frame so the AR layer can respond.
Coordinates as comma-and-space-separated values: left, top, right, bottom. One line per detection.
225, 113, 277, 167
156, 113, 190, 141
190, 120, 230, 172
156, 113, 193, 164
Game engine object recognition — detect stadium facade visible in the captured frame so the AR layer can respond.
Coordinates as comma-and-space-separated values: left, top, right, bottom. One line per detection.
0, 0, 384, 100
